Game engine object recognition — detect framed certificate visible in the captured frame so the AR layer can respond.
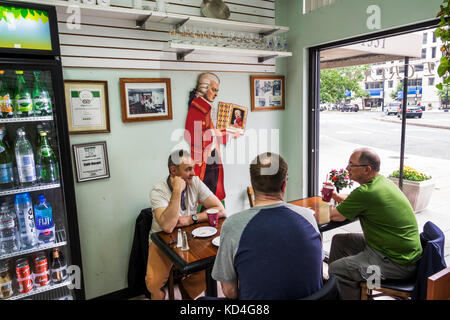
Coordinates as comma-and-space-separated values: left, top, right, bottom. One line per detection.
64, 80, 111, 134
72, 141, 110, 183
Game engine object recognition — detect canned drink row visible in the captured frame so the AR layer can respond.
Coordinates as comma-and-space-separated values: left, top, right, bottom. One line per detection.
0, 247, 68, 299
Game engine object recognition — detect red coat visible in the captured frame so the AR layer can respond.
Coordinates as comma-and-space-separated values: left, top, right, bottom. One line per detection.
185, 97, 227, 200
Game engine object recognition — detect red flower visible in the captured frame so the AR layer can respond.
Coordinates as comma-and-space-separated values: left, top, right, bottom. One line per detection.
332, 176, 338, 181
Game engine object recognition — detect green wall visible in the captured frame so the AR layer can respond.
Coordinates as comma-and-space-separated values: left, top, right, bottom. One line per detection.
66, 0, 443, 299
64, 69, 286, 299
280, 0, 442, 202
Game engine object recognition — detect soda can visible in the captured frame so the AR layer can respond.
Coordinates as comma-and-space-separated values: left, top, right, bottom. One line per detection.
33, 254, 50, 287
15, 259, 33, 294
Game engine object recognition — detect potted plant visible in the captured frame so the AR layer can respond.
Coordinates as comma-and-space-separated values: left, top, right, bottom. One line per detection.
388, 166, 434, 213
328, 168, 353, 193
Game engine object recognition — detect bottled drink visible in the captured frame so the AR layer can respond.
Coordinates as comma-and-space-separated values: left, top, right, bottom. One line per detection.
14, 71, 33, 118
34, 194, 55, 245
0, 262, 14, 299
0, 127, 14, 189
32, 71, 52, 117
0, 70, 14, 118
50, 247, 68, 284
15, 128, 36, 187
14, 192, 37, 250
36, 131, 59, 183
0, 203, 20, 255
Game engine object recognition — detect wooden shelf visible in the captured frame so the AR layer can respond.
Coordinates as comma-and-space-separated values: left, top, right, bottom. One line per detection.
167, 42, 292, 62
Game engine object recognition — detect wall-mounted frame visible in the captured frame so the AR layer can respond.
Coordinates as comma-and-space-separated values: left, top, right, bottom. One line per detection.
120, 78, 172, 122
72, 141, 110, 183
250, 75, 285, 111
64, 80, 111, 134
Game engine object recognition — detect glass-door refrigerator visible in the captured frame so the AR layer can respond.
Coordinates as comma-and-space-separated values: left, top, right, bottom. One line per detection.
0, 0, 84, 300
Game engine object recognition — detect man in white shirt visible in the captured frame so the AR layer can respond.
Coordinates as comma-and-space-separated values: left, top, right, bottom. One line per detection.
145, 149, 226, 300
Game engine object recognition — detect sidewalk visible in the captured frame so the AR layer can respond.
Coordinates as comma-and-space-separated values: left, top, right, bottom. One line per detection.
374, 110, 450, 130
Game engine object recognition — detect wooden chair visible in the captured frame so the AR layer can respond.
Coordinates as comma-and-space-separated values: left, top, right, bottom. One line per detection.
427, 267, 450, 300
247, 186, 255, 207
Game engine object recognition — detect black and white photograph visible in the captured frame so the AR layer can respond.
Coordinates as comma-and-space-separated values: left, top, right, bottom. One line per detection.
120, 78, 172, 122
251, 75, 285, 111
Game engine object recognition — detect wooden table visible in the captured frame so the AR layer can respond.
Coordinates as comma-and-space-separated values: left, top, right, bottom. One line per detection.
288, 196, 356, 232
150, 218, 225, 297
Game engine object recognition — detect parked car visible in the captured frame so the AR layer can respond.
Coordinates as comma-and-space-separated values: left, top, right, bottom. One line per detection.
340, 104, 359, 112
397, 105, 422, 119
385, 102, 402, 115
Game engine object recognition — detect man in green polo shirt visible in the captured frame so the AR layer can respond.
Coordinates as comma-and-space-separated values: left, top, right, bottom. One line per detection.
327, 148, 422, 300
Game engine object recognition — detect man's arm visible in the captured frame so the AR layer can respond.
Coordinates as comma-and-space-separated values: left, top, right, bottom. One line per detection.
176, 194, 226, 227
329, 206, 346, 222
220, 281, 238, 300
154, 177, 185, 233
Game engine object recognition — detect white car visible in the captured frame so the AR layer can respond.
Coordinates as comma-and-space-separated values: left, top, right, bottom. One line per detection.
385, 102, 402, 115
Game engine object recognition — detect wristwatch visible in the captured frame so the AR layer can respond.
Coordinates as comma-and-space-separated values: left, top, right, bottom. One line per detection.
191, 213, 198, 224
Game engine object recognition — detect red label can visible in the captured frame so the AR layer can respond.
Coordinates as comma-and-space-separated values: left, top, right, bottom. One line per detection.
15, 259, 33, 294
33, 255, 50, 287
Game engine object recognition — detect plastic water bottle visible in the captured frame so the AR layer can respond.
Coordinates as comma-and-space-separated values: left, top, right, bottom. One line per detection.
15, 128, 37, 187
34, 194, 55, 245
0, 203, 20, 255
14, 192, 37, 250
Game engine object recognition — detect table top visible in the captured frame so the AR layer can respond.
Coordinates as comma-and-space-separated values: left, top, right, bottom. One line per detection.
288, 196, 356, 232
151, 218, 225, 274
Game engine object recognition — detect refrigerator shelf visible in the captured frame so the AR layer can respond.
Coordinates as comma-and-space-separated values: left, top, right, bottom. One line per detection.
5, 279, 72, 300
0, 116, 53, 123
0, 182, 61, 196
0, 229, 67, 261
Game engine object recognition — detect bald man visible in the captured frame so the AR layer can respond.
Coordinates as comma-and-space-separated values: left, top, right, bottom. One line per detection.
327, 148, 422, 300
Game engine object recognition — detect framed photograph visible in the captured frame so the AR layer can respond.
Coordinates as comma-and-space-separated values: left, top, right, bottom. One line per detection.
64, 80, 111, 134
72, 141, 110, 183
217, 102, 248, 133
120, 78, 172, 122
250, 75, 285, 111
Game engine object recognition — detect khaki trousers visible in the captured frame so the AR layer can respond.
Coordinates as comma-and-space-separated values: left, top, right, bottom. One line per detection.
145, 242, 206, 300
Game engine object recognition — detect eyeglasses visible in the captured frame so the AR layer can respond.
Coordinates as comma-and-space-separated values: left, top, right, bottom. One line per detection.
347, 163, 369, 168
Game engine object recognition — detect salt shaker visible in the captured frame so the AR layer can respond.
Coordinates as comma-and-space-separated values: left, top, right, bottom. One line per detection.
176, 228, 182, 248
181, 231, 189, 251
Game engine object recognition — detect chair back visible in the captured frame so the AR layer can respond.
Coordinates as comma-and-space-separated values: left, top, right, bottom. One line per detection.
247, 186, 255, 207
301, 275, 342, 300
412, 221, 447, 300
427, 267, 450, 300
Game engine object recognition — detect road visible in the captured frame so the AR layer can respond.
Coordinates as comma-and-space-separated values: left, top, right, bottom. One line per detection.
318, 110, 450, 193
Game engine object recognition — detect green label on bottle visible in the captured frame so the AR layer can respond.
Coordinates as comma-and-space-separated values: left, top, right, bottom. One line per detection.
15, 96, 33, 111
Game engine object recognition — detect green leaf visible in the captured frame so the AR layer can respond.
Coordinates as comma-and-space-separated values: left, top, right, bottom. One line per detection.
436, 83, 444, 90
20, 8, 28, 19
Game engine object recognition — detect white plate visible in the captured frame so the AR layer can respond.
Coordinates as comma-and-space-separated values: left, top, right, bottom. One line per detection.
192, 226, 217, 238
212, 236, 220, 247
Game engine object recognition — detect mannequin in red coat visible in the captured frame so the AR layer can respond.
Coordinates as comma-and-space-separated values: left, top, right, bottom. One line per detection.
185, 73, 229, 200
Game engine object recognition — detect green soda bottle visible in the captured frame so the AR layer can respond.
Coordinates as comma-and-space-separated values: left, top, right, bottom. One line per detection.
36, 131, 59, 183
14, 71, 33, 118
32, 71, 52, 117
0, 127, 14, 189
0, 70, 14, 118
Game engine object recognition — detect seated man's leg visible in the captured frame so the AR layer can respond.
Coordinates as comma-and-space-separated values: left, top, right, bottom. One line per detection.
180, 271, 206, 300
328, 233, 366, 264
328, 233, 367, 300
145, 242, 173, 300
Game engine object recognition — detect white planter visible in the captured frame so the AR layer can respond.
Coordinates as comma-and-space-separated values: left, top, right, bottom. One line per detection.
388, 177, 435, 213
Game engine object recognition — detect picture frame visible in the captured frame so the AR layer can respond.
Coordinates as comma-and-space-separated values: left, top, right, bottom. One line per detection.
217, 102, 248, 134
64, 80, 111, 134
72, 141, 110, 183
250, 75, 285, 111
120, 78, 173, 122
